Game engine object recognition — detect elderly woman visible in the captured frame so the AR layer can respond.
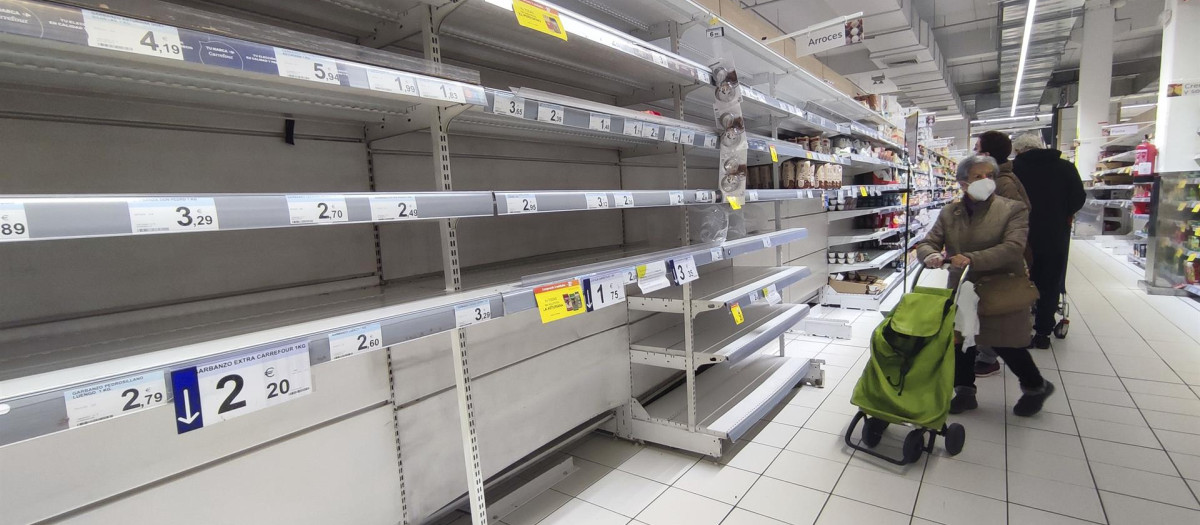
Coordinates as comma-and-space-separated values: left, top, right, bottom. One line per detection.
915, 155, 1055, 417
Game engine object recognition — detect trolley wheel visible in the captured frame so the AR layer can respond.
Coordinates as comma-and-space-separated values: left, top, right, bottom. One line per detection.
944, 423, 966, 456
861, 417, 888, 448
902, 430, 925, 464
1054, 320, 1069, 339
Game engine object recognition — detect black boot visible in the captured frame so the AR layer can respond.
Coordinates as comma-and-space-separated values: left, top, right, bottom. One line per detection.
1029, 334, 1051, 349
949, 386, 978, 414
1013, 381, 1056, 417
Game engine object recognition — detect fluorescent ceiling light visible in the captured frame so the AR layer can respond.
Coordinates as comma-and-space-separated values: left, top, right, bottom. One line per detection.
935, 115, 965, 122
972, 113, 1051, 125
1010, 0, 1039, 117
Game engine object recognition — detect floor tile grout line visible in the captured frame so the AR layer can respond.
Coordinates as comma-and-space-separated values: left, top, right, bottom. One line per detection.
1071, 252, 1200, 510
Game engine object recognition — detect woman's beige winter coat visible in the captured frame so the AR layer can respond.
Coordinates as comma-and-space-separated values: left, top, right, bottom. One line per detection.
916, 195, 1035, 348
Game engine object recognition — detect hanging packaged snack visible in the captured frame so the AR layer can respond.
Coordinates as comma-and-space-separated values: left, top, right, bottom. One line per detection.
712, 63, 748, 205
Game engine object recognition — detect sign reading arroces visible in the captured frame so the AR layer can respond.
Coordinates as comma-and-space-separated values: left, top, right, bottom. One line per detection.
171, 341, 312, 434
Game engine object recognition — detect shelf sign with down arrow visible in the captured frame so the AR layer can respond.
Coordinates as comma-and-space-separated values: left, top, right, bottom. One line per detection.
171, 341, 313, 434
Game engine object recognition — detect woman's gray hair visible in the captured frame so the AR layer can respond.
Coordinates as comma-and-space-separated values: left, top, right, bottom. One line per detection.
956, 155, 1000, 181
1013, 132, 1045, 154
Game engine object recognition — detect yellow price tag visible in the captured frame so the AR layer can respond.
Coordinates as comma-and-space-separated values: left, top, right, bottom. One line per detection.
512, 0, 568, 41
1180, 202, 1188, 211
728, 196, 742, 210
769, 145, 778, 162
730, 303, 745, 325
1181, 179, 1189, 189
636, 264, 648, 279
1190, 254, 1198, 262
1194, 228, 1200, 237
860, 187, 868, 197
533, 279, 586, 323
1193, 202, 1200, 213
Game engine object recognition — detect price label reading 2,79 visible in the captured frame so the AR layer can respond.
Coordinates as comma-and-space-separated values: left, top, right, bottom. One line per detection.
63, 372, 169, 428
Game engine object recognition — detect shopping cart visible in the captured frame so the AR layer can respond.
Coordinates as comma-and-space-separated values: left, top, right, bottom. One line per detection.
844, 263, 968, 465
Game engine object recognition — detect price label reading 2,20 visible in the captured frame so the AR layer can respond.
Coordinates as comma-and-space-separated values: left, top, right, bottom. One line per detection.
171, 341, 313, 434
286, 195, 349, 224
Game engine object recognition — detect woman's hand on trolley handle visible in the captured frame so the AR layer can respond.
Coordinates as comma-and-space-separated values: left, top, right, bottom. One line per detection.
923, 253, 944, 268
948, 254, 971, 269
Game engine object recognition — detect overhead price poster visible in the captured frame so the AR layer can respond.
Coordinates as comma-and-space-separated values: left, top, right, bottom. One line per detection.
533, 279, 587, 323
512, 0, 568, 41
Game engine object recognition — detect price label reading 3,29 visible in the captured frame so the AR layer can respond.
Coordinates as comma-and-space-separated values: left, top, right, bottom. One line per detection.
328, 323, 384, 361
454, 300, 493, 328
127, 197, 220, 234
0, 202, 30, 240
286, 195, 349, 224
63, 372, 169, 428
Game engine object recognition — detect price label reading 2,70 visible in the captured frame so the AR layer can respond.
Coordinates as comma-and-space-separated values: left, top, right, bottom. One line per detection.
171, 342, 313, 434
286, 195, 349, 224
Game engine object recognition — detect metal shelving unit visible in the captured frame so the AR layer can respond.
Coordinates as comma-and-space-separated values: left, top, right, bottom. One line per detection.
629, 303, 810, 370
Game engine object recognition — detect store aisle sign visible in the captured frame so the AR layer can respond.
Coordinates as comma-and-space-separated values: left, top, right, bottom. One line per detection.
64, 372, 169, 428
512, 0, 568, 41
798, 18, 864, 57
0, 201, 30, 240
534, 279, 587, 323
171, 341, 312, 434
128, 197, 220, 234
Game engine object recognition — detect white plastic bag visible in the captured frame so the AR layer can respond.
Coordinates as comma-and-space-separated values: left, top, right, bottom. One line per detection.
954, 281, 980, 349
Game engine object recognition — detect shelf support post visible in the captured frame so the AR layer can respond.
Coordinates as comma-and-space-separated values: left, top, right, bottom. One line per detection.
670, 21, 697, 431
421, 7, 489, 525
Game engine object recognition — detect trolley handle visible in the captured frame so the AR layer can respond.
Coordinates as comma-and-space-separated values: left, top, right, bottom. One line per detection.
911, 260, 971, 300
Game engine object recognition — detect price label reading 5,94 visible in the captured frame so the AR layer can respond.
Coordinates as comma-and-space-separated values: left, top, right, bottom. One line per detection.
0, 202, 30, 241
454, 300, 493, 328
127, 197, 220, 234
275, 48, 342, 85
286, 195, 349, 224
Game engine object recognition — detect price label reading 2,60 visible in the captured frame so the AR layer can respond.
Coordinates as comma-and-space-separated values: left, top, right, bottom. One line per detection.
328, 323, 384, 361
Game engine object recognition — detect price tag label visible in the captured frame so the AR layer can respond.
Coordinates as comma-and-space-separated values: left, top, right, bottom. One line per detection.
710, 248, 725, 261
589, 113, 612, 132
730, 304, 745, 325
703, 135, 718, 148
1190, 254, 1197, 262
761, 284, 782, 305
669, 191, 685, 206
613, 192, 636, 208
695, 190, 715, 203
454, 299, 493, 328
418, 79, 465, 103
171, 341, 312, 433
505, 193, 539, 214
665, 127, 682, 143
636, 261, 671, 293
1193, 203, 1200, 213
328, 323, 384, 361
585, 192, 610, 209
584, 272, 626, 311
623, 267, 639, 284
679, 130, 696, 145
0, 201, 30, 240
537, 103, 565, 124
127, 197, 220, 234
81, 11, 184, 61
642, 124, 660, 139
728, 196, 742, 210
860, 187, 868, 197
651, 53, 669, 67
493, 93, 526, 117
64, 372, 168, 428
534, 279, 588, 323
746, 190, 759, 202
623, 120, 644, 137
365, 68, 421, 96
670, 255, 699, 284
275, 48, 342, 85
286, 195, 349, 224
369, 195, 419, 221
770, 145, 779, 162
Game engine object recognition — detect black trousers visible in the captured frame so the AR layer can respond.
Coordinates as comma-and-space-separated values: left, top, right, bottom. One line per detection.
954, 345, 1045, 391
1030, 238, 1069, 335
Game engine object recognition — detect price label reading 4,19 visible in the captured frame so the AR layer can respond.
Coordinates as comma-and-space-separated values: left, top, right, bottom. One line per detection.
454, 299, 493, 328
0, 201, 30, 241
537, 103, 565, 124
287, 195, 349, 224
505, 194, 539, 214
589, 113, 611, 132
81, 11, 184, 61
493, 93, 526, 117
584, 273, 626, 312
670, 255, 699, 285
171, 341, 313, 434
63, 372, 169, 428
328, 323, 384, 361
585, 193, 610, 209
369, 195, 419, 222
127, 197, 220, 234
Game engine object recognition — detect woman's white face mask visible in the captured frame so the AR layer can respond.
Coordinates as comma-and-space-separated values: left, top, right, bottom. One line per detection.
966, 178, 996, 201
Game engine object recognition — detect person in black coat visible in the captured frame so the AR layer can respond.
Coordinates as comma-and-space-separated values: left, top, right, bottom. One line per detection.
1011, 133, 1087, 348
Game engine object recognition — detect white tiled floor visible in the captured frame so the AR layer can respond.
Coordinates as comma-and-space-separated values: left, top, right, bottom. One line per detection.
488, 240, 1200, 525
